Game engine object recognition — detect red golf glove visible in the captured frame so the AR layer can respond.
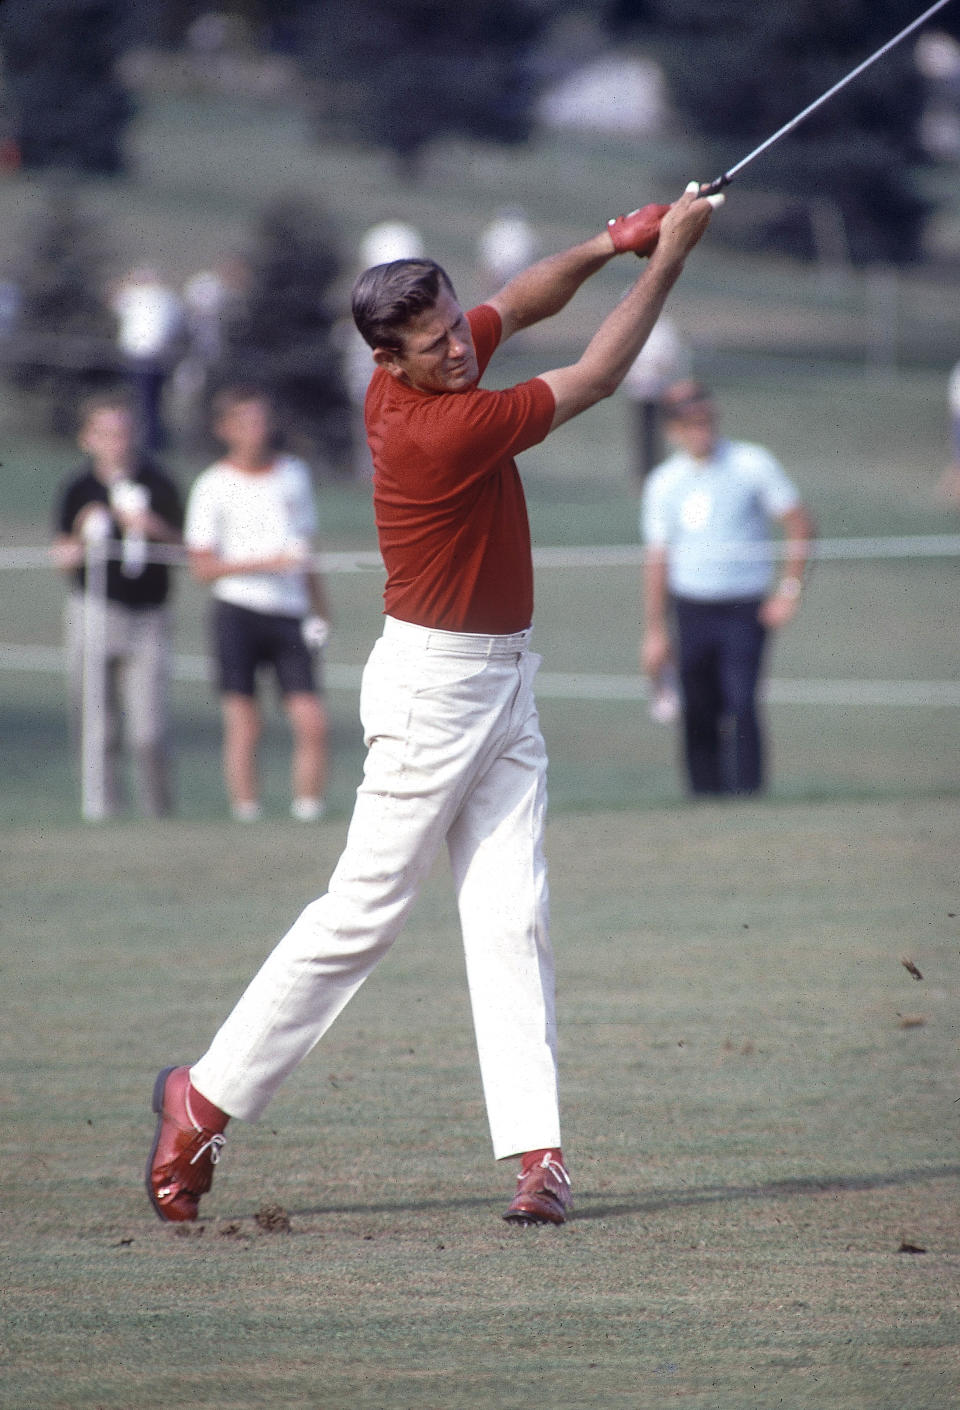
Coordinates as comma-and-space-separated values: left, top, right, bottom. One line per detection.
606, 203, 670, 257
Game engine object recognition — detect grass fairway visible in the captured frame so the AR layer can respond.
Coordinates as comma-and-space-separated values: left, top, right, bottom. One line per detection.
2, 799, 958, 1409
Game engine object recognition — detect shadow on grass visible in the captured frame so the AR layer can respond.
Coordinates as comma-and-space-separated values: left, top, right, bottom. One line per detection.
283, 1162, 960, 1224
574, 1162, 960, 1221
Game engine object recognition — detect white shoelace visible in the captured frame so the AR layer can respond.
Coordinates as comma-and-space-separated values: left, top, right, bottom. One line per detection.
541, 1158, 570, 1188
520, 1155, 570, 1189
190, 1132, 226, 1167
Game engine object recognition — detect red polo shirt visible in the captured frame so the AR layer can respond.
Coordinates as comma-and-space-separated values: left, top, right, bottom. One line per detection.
365, 304, 556, 633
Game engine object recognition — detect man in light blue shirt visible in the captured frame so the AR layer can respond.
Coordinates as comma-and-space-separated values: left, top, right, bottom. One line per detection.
640, 382, 813, 795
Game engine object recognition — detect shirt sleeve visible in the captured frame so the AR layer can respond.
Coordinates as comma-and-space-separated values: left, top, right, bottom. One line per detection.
640, 471, 671, 546
749, 447, 800, 517
468, 304, 502, 379
420, 377, 556, 488
286, 459, 319, 540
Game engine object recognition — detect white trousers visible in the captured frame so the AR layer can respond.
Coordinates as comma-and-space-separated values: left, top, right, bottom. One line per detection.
65, 594, 173, 816
191, 616, 561, 1160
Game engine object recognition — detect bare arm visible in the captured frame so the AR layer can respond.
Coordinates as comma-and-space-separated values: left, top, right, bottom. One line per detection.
641, 545, 673, 676
306, 567, 331, 621
486, 233, 616, 341
113, 504, 182, 545
188, 546, 308, 584
538, 187, 717, 433
50, 532, 84, 574
50, 503, 117, 573
759, 503, 816, 629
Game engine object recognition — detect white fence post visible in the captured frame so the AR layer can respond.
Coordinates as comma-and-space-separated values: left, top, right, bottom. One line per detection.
80, 526, 110, 821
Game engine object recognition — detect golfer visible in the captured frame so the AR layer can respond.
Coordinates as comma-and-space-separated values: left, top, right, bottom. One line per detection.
147, 183, 720, 1227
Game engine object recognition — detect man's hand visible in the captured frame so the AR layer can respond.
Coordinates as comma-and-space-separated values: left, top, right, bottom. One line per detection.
302, 615, 331, 650
759, 581, 802, 629
607, 184, 724, 260
607, 204, 671, 258
654, 184, 724, 264
50, 537, 84, 572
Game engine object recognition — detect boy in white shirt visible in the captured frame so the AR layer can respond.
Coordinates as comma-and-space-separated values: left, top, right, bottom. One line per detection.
185, 386, 331, 820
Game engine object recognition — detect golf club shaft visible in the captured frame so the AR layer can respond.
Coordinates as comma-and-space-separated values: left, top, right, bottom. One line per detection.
701, 0, 955, 195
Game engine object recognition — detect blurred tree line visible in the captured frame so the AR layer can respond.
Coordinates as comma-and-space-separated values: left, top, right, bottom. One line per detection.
1, 0, 958, 454
3, 0, 958, 264
0, 0, 133, 174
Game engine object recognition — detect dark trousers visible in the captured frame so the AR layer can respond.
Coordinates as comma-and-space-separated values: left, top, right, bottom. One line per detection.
630, 399, 663, 484
125, 358, 166, 452
673, 595, 768, 796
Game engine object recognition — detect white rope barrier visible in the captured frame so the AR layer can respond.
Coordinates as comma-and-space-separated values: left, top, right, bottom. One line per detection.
529, 535, 960, 567
4, 534, 960, 572
3, 528, 956, 818
79, 538, 109, 820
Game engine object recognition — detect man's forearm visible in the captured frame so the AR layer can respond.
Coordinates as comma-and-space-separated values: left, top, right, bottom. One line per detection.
640, 548, 674, 675
494, 232, 615, 332
188, 548, 301, 583
307, 571, 330, 619
540, 243, 687, 430
776, 506, 815, 590
578, 246, 687, 396
539, 188, 715, 431
643, 549, 670, 631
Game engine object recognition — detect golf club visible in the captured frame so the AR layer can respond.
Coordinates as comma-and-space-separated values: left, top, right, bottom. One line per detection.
700, 0, 956, 196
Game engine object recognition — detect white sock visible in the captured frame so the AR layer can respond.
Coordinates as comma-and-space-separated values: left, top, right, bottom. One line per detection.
232, 800, 262, 822
291, 796, 325, 822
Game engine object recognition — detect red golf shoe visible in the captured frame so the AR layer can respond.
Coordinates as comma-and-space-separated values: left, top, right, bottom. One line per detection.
146, 1066, 227, 1222
503, 1149, 572, 1226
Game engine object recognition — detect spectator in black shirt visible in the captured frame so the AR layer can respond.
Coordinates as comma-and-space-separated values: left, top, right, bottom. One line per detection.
51, 392, 184, 817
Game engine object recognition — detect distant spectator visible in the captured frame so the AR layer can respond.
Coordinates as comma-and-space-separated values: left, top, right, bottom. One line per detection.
641, 382, 814, 798
182, 254, 250, 366
51, 391, 183, 818
110, 266, 183, 451
358, 220, 424, 269
171, 255, 251, 444
184, 386, 331, 822
477, 208, 538, 289
622, 314, 690, 483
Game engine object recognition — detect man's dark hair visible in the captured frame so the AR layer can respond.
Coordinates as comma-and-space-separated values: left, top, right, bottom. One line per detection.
659, 380, 713, 420
351, 259, 456, 353
210, 383, 273, 424
76, 388, 135, 431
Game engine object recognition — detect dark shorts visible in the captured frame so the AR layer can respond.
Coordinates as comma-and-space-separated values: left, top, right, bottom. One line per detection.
212, 599, 321, 698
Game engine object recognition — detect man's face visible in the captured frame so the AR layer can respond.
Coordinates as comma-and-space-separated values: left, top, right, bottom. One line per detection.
664, 401, 718, 461
215, 397, 272, 459
79, 407, 135, 475
376, 289, 479, 394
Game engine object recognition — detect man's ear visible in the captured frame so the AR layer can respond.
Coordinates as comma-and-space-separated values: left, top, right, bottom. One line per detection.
372, 347, 407, 382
